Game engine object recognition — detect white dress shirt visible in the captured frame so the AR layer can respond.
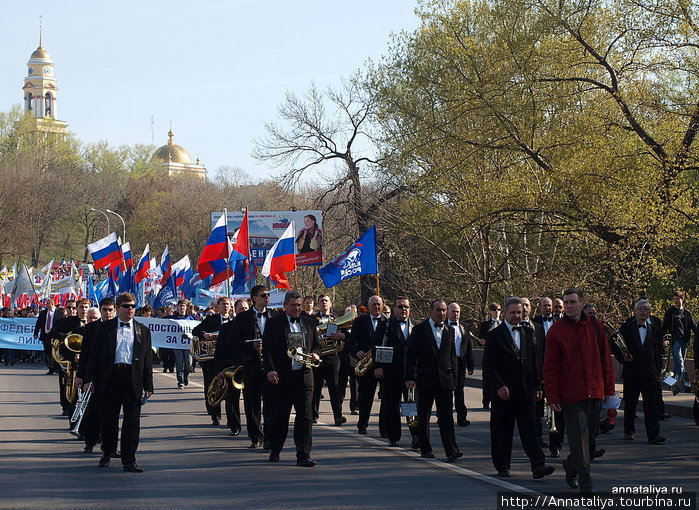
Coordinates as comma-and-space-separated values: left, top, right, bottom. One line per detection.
449, 321, 462, 355
429, 318, 444, 349
255, 307, 267, 335
288, 315, 303, 370
370, 314, 382, 331
399, 320, 410, 341
637, 319, 649, 345
505, 321, 521, 350
115, 319, 135, 364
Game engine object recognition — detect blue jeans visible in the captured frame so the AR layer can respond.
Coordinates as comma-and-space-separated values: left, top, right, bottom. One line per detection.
671, 340, 687, 382
174, 349, 190, 386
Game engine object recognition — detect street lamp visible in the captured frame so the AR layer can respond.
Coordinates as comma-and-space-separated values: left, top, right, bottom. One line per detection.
105, 209, 126, 243
90, 207, 110, 235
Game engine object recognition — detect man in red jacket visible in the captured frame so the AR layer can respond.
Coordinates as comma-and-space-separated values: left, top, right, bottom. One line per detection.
544, 288, 615, 496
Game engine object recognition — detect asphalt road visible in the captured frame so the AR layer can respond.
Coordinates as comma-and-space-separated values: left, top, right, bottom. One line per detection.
1, 365, 697, 509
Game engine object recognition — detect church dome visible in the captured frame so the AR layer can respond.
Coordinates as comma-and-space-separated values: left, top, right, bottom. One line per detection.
151, 130, 193, 164
30, 46, 51, 60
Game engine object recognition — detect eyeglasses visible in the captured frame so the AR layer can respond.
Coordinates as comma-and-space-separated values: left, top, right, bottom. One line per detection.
120, 303, 136, 309
65, 306, 76, 310
258, 293, 270, 298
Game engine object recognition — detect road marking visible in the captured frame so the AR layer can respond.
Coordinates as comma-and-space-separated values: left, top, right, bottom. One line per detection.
156, 372, 205, 388
317, 420, 542, 494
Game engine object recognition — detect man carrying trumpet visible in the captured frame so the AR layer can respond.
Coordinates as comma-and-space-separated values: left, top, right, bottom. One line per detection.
262, 290, 321, 467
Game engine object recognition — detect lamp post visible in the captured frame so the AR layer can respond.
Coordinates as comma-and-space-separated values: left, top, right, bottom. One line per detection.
90, 207, 110, 235
105, 209, 126, 243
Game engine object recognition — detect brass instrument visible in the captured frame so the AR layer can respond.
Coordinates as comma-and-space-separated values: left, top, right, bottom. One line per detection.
206, 365, 244, 407
404, 387, 418, 428
190, 335, 216, 362
355, 349, 373, 376
52, 334, 82, 404
661, 334, 673, 378
317, 311, 356, 356
544, 400, 560, 434
609, 330, 631, 359
70, 383, 92, 435
287, 346, 321, 368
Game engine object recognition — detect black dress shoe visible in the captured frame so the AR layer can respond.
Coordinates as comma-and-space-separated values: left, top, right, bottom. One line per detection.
457, 419, 471, 426
411, 436, 421, 450
648, 435, 666, 444
497, 469, 511, 478
296, 457, 316, 467
98, 455, 110, 467
590, 448, 605, 459
357, 428, 367, 435
123, 463, 144, 473
111, 452, 122, 459
532, 466, 555, 479
624, 433, 634, 440
388, 440, 399, 447
334, 416, 347, 426
350, 409, 358, 415
660, 411, 672, 420
229, 430, 240, 436
211, 418, 220, 426
83, 445, 93, 453
263, 442, 271, 450
563, 460, 578, 489
249, 441, 262, 449
312, 418, 318, 424
269, 452, 280, 462
538, 440, 549, 447
421, 452, 435, 459
447, 451, 463, 462
550, 448, 560, 458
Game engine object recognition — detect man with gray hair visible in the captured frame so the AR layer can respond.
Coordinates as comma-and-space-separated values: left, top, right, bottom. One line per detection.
483, 297, 554, 479
612, 299, 665, 443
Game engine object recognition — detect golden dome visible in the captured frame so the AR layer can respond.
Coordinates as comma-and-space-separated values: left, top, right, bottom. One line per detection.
30, 46, 51, 60
151, 130, 193, 164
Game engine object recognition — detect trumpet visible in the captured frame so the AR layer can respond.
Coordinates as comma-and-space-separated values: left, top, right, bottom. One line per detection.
287, 346, 321, 368
544, 400, 560, 434
207, 365, 244, 407
70, 383, 92, 434
190, 335, 216, 362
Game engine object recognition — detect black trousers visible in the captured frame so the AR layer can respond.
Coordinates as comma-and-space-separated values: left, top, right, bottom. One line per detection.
623, 376, 660, 440
312, 356, 342, 421
225, 383, 241, 433
160, 348, 175, 371
417, 388, 458, 457
243, 364, 267, 443
490, 399, 545, 472
100, 365, 142, 465
200, 360, 220, 419
482, 373, 491, 408
562, 399, 601, 491
380, 378, 418, 442
79, 396, 100, 448
42, 338, 56, 372
454, 357, 469, 421
338, 360, 358, 412
266, 370, 314, 458
655, 380, 666, 415
357, 372, 380, 431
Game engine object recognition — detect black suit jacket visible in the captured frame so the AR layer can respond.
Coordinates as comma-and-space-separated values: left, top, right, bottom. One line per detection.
348, 314, 386, 356
448, 320, 475, 372
373, 317, 415, 379
75, 319, 104, 380
483, 322, 541, 403
262, 314, 321, 380
613, 317, 663, 380
85, 317, 154, 397
214, 319, 242, 373
405, 319, 458, 392
478, 318, 500, 340
49, 315, 87, 365
34, 308, 57, 341
232, 308, 280, 367
523, 319, 545, 373
193, 313, 233, 366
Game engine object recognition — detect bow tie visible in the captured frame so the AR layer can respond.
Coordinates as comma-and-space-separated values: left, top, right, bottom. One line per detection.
257, 312, 264, 319
511, 325, 522, 331
637, 323, 646, 328
120, 322, 130, 328
399, 320, 407, 325
434, 323, 444, 328
289, 317, 300, 323
543, 316, 553, 322
372, 316, 380, 321
449, 322, 458, 326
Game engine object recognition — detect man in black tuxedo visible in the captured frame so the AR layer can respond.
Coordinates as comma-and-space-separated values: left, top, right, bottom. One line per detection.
483, 296, 554, 479
50, 298, 89, 418
232, 285, 278, 447
311, 294, 346, 426
213, 312, 243, 437
447, 302, 475, 427
405, 299, 462, 461
262, 290, 321, 466
612, 299, 665, 443
34, 298, 58, 374
373, 296, 417, 446
477, 302, 501, 409
521, 297, 547, 448
84, 292, 153, 473
192, 296, 233, 426
348, 295, 386, 435
74, 297, 116, 452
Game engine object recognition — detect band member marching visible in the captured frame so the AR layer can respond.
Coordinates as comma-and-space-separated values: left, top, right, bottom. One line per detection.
312, 294, 346, 426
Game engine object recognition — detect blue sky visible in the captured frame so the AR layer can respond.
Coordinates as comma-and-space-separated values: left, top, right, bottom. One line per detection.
1, 1, 420, 181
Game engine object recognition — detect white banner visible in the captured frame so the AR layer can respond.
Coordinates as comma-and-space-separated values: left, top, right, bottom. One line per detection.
0, 318, 43, 351
137, 318, 199, 350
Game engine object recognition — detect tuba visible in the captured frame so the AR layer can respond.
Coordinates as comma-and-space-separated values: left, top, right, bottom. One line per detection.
287, 346, 321, 368
190, 335, 216, 362
207, 365, 244, 407
609, 329, 631, 358
52, 335, 82, 404
318, 311, 356, 356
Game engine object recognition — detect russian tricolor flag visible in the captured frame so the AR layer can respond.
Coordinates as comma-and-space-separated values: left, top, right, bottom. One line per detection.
88, 233, 124, 270
121, 242, 133, 270
160, 245, 172, 286
173, 255, 192, 288
198, 213, 232, 286
134, 244, 151, 284
261, 222, 296, 289
229, 207, 250, 290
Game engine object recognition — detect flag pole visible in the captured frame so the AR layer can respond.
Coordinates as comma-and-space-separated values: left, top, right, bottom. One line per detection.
293, 270, 298, 290
224, 208, 230, 298
375, 273, 380, 297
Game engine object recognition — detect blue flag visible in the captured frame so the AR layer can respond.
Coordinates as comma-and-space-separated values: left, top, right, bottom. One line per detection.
154, 275, 177, 309
118, 267, 135, 294
318, 226, 378, 288
180, 271, 213, 300
87, 275, 98, 305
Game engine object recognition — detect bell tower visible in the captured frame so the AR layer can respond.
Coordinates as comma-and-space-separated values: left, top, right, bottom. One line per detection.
22, 19, 67, 134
